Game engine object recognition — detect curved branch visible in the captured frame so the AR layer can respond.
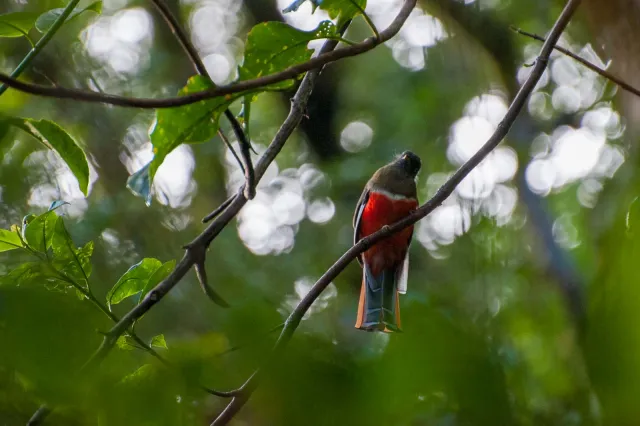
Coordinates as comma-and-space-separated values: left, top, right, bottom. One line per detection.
210, 0, 582, 424
0, 0, 416, 109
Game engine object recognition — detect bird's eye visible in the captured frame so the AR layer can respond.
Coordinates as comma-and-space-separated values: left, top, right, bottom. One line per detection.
402, 154, 408, 160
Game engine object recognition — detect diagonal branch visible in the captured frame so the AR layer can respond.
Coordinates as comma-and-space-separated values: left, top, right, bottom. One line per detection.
209, 0, 582, 424
511, 26, 640, 97
0, 0, 416, 109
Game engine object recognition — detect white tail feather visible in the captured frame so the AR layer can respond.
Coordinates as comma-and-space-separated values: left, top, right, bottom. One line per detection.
397, 254, 409, 294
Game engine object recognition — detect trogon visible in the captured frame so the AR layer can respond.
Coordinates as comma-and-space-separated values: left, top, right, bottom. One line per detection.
353, 151, 421, 332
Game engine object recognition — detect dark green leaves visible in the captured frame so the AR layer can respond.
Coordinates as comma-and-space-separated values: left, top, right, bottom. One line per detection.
107, 258, 174, 308
0, 12, 38, 38
282, 0, 367, 22
240, 20, 338, 89
35, 1, 102, 33
0, 229, 22, 252
0, 210, 93, 292
11, 118, 90, 196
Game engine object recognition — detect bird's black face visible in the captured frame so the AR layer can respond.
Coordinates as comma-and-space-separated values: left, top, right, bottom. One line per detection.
396, 150, 421, 178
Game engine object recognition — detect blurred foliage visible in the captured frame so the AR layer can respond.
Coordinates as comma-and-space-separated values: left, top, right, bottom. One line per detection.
0, 0, 638, 425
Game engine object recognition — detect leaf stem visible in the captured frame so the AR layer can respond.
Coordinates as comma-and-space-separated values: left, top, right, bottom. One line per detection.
0, 0, 81, 96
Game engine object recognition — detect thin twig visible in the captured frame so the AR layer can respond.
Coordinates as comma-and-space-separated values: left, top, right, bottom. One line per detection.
510, 26, 640, 97
0, 0, 81, 97
218, 129, 245, 174
0, 0, 415, 109
202, 195, 235, 223
27, 405, 51, 426
210, 1, 582, 424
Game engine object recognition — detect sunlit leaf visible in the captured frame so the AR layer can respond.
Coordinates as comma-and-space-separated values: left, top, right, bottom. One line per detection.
50, 217, 93, 287
148, 76, 232, 183
319, 0, 366, 21
121, 364, 155, 384
138, 260, 175, 304
116, 335, 137, 351
107, 258, 163, 307
35, 1, 102, 33
126, 162, 152, 206
23, 211, 58, 253
11, 118, 90, 196
0, 229, 22, 252
48, 200, 69, 211
0, 261, 62, 288
282, 0, 366, 22
150, 334, 167, 349
239, 20, 338, 90
0, 12, 38, 38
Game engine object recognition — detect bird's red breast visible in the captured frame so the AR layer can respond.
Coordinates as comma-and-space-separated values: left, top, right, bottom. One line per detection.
360, 190, 418, 275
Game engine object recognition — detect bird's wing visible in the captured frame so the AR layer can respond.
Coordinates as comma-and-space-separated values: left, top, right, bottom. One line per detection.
353, 189, 370, 266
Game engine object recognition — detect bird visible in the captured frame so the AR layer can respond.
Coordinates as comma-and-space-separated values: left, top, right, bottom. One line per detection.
353, 151, 421, 332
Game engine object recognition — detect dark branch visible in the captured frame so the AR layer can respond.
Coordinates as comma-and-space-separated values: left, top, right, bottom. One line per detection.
511, 26, 640, 97
202, 194, 235, 223
210, 0, 582, 424
0, 0, 415, 109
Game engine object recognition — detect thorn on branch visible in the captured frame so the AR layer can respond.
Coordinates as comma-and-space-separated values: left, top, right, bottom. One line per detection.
192, 246, 230, 308
224, 110, 256, 200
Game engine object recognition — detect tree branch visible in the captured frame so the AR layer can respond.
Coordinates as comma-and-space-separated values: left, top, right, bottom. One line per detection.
511, 26, 640, 97
209, 0, 582, 424
0, 0, 80, 96
0, 0, 415, 109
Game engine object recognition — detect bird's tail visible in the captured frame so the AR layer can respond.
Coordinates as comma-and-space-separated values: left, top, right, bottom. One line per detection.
355, 263, 401, 332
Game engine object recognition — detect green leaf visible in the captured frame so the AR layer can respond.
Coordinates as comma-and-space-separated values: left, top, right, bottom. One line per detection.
107, 258, 164, 307
282, 0, 366, 22
0, 229, 23, 252
24, 211, 58, 253
50, 217, 93, 286
148, 76, 232, 183
126, 162, 152, 206
239, 20, 338, 89
319, 0, 366, 22
0, 12, 38, 38
150, 334, 168, 349
116, 335, 136, 351
138, 260, 175, 304
0, 261, 62, 288
48, 200, 69, 211
121, 364, 155, 384
11, 119, 90, 196
35, 1, 102, 33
